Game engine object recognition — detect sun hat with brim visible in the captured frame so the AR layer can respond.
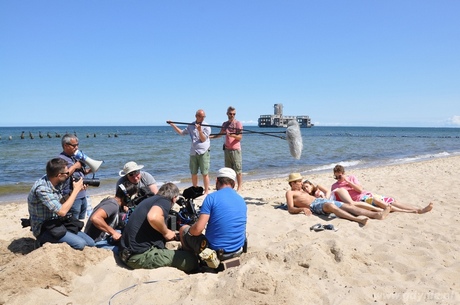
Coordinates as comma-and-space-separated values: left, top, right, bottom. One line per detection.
288, 173, 303, 182
217, 167, 237, 181
119, 161, 144, 177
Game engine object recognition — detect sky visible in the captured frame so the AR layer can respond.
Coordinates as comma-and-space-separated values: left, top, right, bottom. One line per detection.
1, 1, 459, 128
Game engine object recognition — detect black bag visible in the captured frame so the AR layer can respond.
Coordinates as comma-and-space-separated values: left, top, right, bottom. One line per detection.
42, 218, 67, 239
42, 216, 84, 239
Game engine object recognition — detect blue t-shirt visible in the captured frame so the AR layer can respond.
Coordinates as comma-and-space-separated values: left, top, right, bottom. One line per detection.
200, 187, 247, 253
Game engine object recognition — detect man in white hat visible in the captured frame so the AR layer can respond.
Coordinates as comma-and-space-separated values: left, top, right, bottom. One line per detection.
179, 167, 247, 268
116, 161, 158, 195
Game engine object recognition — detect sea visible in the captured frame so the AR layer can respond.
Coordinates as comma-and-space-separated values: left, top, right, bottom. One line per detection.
1, 125, 459, 204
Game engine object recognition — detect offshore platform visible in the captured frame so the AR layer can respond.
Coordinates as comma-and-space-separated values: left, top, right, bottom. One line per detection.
258, 104, 313, 128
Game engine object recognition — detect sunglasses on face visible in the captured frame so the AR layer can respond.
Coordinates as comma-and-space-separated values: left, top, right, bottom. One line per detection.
66, 143, 79, 148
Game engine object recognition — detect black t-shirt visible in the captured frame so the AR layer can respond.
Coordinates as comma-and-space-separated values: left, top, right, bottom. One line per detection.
120, 195, 170, 254
84, 197, 119, 241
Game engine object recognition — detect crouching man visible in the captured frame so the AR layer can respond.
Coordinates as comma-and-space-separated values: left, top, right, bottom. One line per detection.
84, 182, 138, 253
179, 167, 247, 268
119, 182, 199, 273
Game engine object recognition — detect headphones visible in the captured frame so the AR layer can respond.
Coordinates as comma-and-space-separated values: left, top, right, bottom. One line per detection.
118, 184, 132, 204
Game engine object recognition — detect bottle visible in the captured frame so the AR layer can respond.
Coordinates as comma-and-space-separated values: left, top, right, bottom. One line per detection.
86, 195, 93, 217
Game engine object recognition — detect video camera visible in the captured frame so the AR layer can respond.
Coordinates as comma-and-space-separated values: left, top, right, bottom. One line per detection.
167, 186, 203, 231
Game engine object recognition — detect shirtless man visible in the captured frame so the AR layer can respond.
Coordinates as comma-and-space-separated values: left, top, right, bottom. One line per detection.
285, 173, 391, 226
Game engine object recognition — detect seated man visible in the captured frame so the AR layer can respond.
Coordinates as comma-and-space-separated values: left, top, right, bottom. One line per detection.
331, 165, 433, 214
179, 167, 247, 266
84, 182, 138, 252
27, 158, 95, 250
117, 161, 158, 196
285, 173, 390, 226
119, 182, 199, 273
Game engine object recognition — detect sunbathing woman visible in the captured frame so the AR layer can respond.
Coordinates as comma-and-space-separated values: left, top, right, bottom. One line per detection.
302, 180, 383, 212
285, 173, 391, 226
331, 165, 433, 214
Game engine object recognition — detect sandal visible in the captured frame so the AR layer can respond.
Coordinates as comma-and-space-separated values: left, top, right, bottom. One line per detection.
323, 224, 338, 231
310, 223, 324, 232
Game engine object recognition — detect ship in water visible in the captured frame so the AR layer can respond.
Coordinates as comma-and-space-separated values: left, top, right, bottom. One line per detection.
258, 103, 313, 128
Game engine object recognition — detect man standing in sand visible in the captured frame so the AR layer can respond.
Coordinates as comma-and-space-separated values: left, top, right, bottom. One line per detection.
331, 165, 433, 214
167, 109, 211, 194
58, 133, 92, 220
285, 173, 390, 226
210, 106, 243, 192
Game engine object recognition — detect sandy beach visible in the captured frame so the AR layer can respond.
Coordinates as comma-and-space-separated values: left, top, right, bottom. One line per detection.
1, 156, 459, 305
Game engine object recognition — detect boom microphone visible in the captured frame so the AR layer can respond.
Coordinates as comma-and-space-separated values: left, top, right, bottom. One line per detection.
286, 120, 303, 159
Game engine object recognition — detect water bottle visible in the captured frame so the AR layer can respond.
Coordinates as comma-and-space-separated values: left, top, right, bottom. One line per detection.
86, 195, 93, 217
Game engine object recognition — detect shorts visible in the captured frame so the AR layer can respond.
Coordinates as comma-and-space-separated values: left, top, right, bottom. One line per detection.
181, 226, 209, 254
360, 193, 395, 206
224, 149, 242, 174
310, 198, 343, 215
189, 150, 210, 175
126, 246, 199, 273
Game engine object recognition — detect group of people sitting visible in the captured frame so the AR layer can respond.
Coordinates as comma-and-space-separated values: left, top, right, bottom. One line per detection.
27, 152, 434, 274
285, 165, 434, 225
27, 158, 247, 274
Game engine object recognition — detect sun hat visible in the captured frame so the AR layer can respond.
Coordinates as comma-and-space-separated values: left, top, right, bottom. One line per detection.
287, 173, 303, 182
119, 161, 144, 177
217, 167, 236, 181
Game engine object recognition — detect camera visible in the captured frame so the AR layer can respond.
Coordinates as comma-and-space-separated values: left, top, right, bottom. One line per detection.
73, 176, 100, 187
167, 186, 203, 230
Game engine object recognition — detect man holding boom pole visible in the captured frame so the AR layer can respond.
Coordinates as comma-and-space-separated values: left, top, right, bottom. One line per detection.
167, 109, 211, 194
210, 106, 243, 192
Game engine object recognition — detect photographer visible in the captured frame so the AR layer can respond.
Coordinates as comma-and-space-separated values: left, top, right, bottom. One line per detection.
84, 182, 138, 252
119, 182, 199, 273
27, 158, 95, 250
179, 167, 247, 266
58, 133, 92, 220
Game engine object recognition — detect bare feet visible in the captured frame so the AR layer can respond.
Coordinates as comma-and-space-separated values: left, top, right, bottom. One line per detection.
417, 202, 433, 214
357, 216, 369, 226
377, 206, 391, 220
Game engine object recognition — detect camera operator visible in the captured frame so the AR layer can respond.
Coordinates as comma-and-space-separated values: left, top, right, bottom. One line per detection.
84, 182, 138, 253
27, 158, 95, 250
58, 133, 92, 220
119, 182, 199, 273
116, 161, 158, 197
179, 167, 247, 266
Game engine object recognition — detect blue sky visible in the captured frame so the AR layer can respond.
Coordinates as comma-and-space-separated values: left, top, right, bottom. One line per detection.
1, 1, 459, 127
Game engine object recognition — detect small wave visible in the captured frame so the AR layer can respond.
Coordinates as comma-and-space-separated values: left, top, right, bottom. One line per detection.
390, 152, 451, 164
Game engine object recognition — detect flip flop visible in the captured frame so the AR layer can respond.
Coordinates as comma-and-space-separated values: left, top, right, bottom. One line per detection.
323, 224, 338, 231
310, 223, 324, 232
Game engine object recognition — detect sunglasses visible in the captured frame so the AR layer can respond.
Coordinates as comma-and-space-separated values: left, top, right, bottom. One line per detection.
128, 170, 140, 177
66, 143, 79, 148
227, 113, 236, 116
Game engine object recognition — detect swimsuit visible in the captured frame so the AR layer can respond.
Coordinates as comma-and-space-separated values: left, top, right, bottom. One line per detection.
310, 198, 343, 215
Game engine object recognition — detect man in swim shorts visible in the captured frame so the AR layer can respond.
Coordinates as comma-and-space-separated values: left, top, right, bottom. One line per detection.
285, 173, 391, 226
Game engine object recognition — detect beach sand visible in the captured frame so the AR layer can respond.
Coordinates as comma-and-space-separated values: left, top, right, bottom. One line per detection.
1, 156, 459, 305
